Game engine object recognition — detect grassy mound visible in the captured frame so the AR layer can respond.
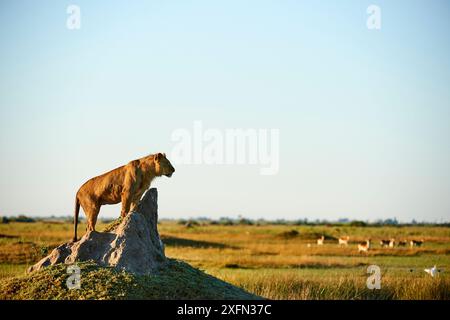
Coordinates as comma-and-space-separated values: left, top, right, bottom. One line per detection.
102, 217, 123, 233
0, 259, 260, 300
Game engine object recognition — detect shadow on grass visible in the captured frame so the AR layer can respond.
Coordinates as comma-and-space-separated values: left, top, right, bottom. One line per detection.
161, 235, 238, 249
0, 234, 19, 239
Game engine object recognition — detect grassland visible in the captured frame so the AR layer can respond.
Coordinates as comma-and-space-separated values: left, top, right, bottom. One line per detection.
0, 220, 449, 299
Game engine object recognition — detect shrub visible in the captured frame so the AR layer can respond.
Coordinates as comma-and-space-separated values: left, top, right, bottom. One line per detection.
218, 218, 234, 226
8, 215, 36, 223
278, 229, 299, 239
237, 218, 254, 226
349, 220, 367, 227
0, 217, 10, 224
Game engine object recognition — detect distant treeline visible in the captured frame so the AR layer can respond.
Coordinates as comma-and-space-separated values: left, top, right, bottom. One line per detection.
0, 215, 36, 223
0, 215, 77, 224
171, 217, 450, 227
1, 215, 448, 227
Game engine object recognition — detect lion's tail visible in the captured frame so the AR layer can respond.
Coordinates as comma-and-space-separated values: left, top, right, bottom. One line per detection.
73, 196, 80, 242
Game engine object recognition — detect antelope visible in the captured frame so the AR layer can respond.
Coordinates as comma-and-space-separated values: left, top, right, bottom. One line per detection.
317, 235, 325, 246
389, 238, 395, 248
397, 240, 407, 247
410, 239, 424, 248
380, 239, 390, 248
358, 239, 371, 253
338, 236, 350, 246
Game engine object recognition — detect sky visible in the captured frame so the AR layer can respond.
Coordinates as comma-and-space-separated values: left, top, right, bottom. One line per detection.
0, 0, 449, 222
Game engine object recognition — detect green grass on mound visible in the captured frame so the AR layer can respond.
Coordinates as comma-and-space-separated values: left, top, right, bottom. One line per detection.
102, 218, 123, 233
0, 259, 260, 300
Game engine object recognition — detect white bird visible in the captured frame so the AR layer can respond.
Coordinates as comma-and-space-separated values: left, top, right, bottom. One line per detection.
424, 265, 438, 277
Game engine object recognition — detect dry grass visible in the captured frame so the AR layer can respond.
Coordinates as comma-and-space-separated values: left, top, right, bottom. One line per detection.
215, 269, 450, 300
0, 221, 449, 299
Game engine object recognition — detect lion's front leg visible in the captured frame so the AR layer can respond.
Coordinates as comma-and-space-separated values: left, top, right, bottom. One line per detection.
129, 189, 145, 212
121, 186, 139, 218
120, 166, 140, 218
121, 186, 145, 217
120, 191, 132, 218
129, 201, 139, 213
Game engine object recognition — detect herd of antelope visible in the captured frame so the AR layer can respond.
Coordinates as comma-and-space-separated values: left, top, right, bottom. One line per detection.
316, 236, 425, 253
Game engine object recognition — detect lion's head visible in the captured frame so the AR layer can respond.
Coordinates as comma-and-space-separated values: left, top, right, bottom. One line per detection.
154, 153, 175, 177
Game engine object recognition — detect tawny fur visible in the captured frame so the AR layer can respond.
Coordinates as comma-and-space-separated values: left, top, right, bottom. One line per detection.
380, 239, 390, 247
398, 240, 407, 247
338, 236, 349, 246
317, 235, 325, 246
389, 238, 395, 248
73, 153, 175, 242
358, 239, 371, 253
410, 239, 424, 248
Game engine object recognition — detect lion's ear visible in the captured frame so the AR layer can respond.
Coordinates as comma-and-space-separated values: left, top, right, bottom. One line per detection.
155, 153, 163, 161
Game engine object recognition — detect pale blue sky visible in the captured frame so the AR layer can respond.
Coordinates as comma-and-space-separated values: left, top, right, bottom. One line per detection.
1, 0, 449, 222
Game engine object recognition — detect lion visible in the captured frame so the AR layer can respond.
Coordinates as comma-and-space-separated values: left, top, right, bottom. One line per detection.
73, 153, 175, 242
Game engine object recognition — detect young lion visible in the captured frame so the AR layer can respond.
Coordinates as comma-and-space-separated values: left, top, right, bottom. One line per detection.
73, 153, 175, 242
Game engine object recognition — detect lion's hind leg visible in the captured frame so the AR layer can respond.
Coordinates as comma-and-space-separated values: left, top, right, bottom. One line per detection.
82, 202, 100, 233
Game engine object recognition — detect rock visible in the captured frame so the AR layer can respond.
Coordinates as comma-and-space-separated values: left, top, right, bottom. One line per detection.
28, 188, 166, 274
